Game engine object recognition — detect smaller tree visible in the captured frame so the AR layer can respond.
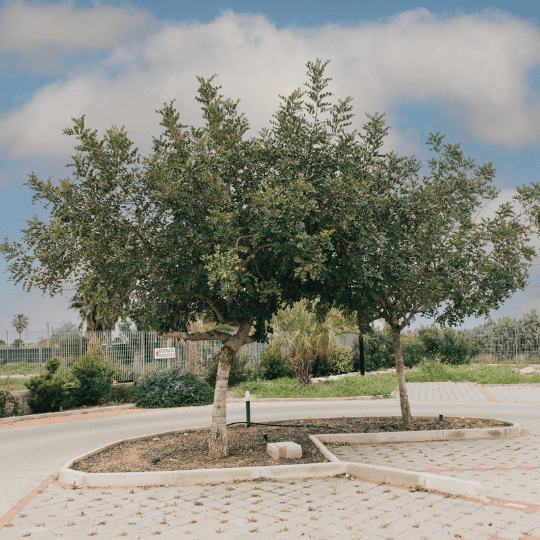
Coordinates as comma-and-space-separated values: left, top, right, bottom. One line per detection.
341, 130, 535, 428
12, 314, 29, 343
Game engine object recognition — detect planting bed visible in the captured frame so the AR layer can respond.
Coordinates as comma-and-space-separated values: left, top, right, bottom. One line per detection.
72, 416, 511, 474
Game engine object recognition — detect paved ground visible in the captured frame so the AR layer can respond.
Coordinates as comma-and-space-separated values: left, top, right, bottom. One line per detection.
2, 383, 540, 540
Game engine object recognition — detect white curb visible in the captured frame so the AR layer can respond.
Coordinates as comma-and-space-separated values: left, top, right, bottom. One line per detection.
59, 419, 518, 501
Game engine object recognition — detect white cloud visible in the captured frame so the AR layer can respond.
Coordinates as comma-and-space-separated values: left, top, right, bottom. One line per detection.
0, 7, 539, 165
0, 0, 158, 73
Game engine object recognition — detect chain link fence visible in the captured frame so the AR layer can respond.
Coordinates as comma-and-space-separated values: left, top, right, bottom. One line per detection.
0, 330, 273, 390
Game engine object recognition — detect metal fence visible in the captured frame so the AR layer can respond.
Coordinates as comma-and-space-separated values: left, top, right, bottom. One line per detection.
0, 330, 273, 390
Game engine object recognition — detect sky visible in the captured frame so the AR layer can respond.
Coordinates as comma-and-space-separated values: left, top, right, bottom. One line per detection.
1, 0, 540, 336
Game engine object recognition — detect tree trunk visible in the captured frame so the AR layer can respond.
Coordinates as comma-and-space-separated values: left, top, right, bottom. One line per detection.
392, 327, 413, 429
208, 322, 253, 459
208, 344, 234, 459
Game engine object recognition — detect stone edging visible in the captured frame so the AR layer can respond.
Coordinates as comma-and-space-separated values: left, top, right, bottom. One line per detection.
0, 403, 136, 424
58, 419, 519, 500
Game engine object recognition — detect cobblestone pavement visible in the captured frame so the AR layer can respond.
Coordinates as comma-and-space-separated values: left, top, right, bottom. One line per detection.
483, 385, 540, 403
332, 436, 540, 506
3, 474, 540, 540
405, 382, 490, 402
3, 387, 540, 540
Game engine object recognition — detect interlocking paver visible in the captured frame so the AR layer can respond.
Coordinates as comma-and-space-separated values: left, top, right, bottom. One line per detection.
5, 387, 540, 540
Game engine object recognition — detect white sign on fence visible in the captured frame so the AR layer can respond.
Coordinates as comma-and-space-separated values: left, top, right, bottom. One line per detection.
154, 347, 176, 359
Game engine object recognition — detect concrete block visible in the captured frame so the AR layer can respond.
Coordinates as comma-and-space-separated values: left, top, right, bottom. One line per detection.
346, 463, 423, 487
85, 471, 174, 488
58, 467, 87, 487
172, 466, 260, 485
267, 441, 302, 459
262, 462, 344, 480
308, 434, 341, 462
422, 473, 484, 499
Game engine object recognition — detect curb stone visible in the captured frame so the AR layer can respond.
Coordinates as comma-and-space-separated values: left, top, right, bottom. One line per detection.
0, 403, 136, 424
59, 419, 518, 499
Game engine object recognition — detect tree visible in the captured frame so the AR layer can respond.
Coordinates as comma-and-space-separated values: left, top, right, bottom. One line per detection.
11, 314, 29, 343
335, 126, 535, 428
69, 285, 119, 332
1, 60, 377, 458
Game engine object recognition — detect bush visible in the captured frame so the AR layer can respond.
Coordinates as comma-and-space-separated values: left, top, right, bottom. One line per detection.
401, 335, 426, 368
417, 326, 479, 365
259, 345, 288, 380
312, 345, 354, 377
206, 351, 250, 388
0, 391, 19, 417
24, 358, 68, 413
354, 332, 394, 372
331, 345, 354, 374
70, 351, 115, 407
127, 369, 214, 408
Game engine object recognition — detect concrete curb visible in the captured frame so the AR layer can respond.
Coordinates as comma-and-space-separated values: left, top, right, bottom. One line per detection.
59, 420, 517, 499
0, 403, 136, 424
226, 395, 395, 403
313, 420, 520, 445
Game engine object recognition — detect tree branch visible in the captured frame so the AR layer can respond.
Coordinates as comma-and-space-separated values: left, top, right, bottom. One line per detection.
164, 330, 235, 342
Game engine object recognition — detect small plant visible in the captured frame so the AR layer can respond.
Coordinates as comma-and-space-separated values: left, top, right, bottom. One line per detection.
259, 344, 288, 380
127, 369, 214, 408
24, 358, 68, 413
71, 351, 114, 407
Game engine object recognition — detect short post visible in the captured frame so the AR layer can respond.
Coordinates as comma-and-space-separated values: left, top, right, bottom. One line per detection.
245, 390, 251, 426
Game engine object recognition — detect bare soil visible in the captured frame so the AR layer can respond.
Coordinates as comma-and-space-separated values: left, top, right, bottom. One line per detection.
72, 416, 511, 474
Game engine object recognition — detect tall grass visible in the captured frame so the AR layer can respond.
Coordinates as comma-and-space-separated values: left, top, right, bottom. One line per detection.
236, 374, 398, 399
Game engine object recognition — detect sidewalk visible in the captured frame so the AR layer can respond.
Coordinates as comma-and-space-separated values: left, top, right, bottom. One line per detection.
2, 384, 540, 540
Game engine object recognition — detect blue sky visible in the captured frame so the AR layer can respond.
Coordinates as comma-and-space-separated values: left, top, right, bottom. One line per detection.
1, 0, 540, 334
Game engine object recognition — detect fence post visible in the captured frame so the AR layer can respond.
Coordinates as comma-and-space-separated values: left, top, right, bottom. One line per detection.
142, 331, 145, 377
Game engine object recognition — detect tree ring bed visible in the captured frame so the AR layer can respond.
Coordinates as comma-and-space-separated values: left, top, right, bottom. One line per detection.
69, 416, 512, 474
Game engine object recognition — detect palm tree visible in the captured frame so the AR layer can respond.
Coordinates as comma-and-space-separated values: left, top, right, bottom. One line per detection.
70, 292, 118, 332
12, 314, 29, 346
271, 300, 358, 385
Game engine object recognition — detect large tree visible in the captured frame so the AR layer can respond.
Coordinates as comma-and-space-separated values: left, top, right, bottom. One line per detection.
1, 60, 380, 457
333, 123, 535, 428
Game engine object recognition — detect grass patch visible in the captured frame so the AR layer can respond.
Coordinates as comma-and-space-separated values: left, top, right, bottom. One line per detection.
236, 374, 397, 399
405, 362, 540, 385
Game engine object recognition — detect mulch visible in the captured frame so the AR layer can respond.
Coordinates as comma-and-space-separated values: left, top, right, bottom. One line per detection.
72, 416, 511, 473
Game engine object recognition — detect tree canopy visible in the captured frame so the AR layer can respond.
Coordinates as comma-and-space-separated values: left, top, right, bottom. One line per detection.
1, 60, 385, 456
1, 59, 536, 442
327, 125, 535, 426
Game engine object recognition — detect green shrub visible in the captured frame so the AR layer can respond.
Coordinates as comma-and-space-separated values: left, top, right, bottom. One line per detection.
24, 358, 68, 413
331, 346, 354, 374
205, 351, 250, 388
70, 351, 115, 407
127, 369, 214, 408
355, 332, 394, 372
401, 335, 426, 368
310, 345, 355, 377
259, 345, 288, 380
417, 326, 479, 365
